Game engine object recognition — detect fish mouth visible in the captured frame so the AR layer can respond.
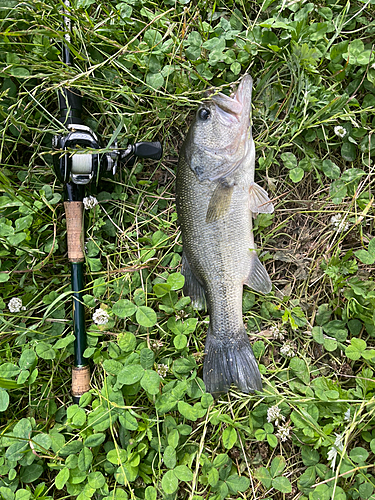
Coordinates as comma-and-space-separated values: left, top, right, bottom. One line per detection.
211, 75, 253, 125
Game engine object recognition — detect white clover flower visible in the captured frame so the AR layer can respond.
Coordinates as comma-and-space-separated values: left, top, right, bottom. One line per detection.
151, 339, 164, 349
270, 325, 285, 340
327, 433, 344, 470
330, 213, 350, 232
344, 408, 351, 422
92, 307, 109, 325
267, 405, 285, 427
276, 423, 291, 442
371, 62, 375, 70
83, 196, 99, 210
8, 297, 26, 313
280, 342, 296, 358
157, 364, 168, 378
334, 126, 347, 138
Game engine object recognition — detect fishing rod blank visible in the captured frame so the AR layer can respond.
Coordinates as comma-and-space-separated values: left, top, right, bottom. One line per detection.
52, 1, 162, 403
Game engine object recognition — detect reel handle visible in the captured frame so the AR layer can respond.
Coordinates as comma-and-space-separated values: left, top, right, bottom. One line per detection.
131, 141, 163, 160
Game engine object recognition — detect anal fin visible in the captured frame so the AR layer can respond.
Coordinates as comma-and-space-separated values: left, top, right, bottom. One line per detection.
249, 182, 274, 214
206, 180, 234, 223
181, 253, 206, 310
244, 251, 272, 294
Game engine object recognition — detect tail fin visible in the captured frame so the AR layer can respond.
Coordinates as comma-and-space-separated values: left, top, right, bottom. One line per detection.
203, 328, 262, 396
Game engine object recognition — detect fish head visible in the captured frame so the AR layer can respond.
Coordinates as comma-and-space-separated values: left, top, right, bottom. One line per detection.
183, 74, 253, 181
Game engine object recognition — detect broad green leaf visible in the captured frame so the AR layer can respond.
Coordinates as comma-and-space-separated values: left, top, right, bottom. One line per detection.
84, 433, 106, 448
140, 370, 161, 395
255, 466, 272, 489
226, 474, 250, 493
270, 456, 286, 477
341, 142, 357, 162
88, 471, 106, 488
118, 332, 137, 352
222, 427, 237, 449
298, 465, 315, 488
146, 72, 164, 90
178, 401, 198, 421
55, 467, 70, 490
32, 433, 51, 453
112, 299, 137, 318
119, 411, 138, 431
35, 342, 55, 360
54, 335, 75, 349
355, 249, 375, 265
267, 433, 278, 448
103, 359, 123, 375
346, 338, 367, 360
161, 470, 178, 494
67, 405, 86, 427
174, 334, 188, 350
310, 484, 330, 500
168, 428, 180, 448
163, 446, 176, 469
19, 464, 43, 483
208, 467, 219, 487
301, 446, 320, 466
213, 453, 230, 468
321, 159, 340, 179
0, 363, 20, 378
15, 490, 31, 500
136, 306, 157, 327
173, 465, 193, 482
15, 215, 33, 232
254, 428, 266, 441
0, 388, 10, 411
324, 338, 338, 352
167, 272, 185, 290
107, 448, 127, 465
281, 152, 297, 169
87, 257, 102, 272
330, 179, 347, 204
153, 283, 171, 297
290, 357, 310, 385
272, 475, 292, 493
117, 364, 145, 385
289, 167, 304, 183
349, 447, 369, 463
78, 447, 93, 471
140, 348, 155, 369
201, 393, 214, 408
145, 486, 157, 500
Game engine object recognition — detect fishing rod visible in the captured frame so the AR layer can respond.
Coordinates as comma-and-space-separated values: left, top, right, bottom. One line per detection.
52, 1, 162, 404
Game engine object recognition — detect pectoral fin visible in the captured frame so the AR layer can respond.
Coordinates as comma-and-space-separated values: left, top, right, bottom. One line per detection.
249, 183, 274, 214
206, 180, 234, 223
181, 253, 207, 310
244, 251, 272, 294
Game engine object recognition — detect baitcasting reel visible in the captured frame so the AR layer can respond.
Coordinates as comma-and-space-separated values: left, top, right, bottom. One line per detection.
52, 124, 163, 186
52, 88, 162, 186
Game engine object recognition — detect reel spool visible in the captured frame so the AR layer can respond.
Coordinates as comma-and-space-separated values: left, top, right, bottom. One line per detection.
52, 124, 102, 185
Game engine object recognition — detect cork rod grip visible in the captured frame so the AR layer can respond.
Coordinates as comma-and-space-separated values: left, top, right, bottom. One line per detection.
72, 366, 90, 399
64, 201, 84, 262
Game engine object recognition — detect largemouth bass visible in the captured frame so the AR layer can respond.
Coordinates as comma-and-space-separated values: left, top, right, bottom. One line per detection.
175, 75, 274, 396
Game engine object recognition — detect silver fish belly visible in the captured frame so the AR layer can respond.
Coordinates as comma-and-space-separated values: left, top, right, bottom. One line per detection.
176, 75, 273, 396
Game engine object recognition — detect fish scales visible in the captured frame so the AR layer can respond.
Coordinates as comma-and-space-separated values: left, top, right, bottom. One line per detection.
176, 75, 274, 396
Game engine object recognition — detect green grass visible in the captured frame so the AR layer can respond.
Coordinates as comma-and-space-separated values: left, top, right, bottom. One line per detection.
1, 0, 375, 499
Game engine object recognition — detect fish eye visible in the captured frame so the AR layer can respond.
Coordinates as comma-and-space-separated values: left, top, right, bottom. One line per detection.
198, 108, 211, 121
